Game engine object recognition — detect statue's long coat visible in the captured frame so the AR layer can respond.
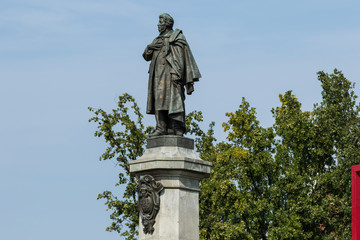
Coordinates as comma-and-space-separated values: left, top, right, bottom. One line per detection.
143, 29, 201, 116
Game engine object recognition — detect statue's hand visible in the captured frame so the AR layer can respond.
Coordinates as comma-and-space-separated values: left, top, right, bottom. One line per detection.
171, 74, 183, 85
147, 42, 162, 51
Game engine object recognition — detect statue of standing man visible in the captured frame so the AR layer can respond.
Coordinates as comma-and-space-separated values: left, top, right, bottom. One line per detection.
143, 13, 201, 137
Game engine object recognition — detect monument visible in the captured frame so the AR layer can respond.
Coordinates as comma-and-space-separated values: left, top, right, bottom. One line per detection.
142, 13, 201, 137
129, 14, 210, 240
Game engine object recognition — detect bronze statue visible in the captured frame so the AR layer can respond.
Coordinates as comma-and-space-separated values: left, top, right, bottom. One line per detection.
143, 13, 201, 137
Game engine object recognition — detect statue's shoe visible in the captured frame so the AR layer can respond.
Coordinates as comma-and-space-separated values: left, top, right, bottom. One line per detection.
149, 129, 167, 137
174, 130, 184, 136
167, 128, 184, 136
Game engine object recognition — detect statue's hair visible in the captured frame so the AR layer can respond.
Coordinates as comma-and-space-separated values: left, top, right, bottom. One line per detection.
159, 13, 174, 29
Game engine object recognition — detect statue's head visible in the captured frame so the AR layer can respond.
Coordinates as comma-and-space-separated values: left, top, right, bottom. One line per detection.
158, 13, 174, 33
139, 184, 151, 198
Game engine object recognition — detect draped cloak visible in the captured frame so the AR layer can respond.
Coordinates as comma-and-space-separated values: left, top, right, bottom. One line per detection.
143, 29, 201, 118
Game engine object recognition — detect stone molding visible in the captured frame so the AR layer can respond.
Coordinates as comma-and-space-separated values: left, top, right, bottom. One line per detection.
130, 146, 211, 178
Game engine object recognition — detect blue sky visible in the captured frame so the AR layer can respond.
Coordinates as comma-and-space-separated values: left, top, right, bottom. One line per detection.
1, 0, 359, 239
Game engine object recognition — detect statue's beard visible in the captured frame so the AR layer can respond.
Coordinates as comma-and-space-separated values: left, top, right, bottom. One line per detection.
158, 25, 166, 33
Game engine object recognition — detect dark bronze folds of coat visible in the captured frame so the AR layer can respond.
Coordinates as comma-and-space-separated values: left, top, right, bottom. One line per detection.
137, 175, 163, 234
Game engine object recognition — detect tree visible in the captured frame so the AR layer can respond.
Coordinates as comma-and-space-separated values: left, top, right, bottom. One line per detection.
89, 69, 360, 239
199, 98, 276, 240
88, 94, 149, 239
311, 70, 360, 238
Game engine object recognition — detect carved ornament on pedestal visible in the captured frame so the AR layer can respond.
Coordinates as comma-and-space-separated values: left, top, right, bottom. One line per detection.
137, 175, 163, 234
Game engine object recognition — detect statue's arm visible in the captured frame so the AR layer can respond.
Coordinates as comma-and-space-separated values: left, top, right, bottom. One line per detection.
143, 46, 153, 61
143, 38, 163, 61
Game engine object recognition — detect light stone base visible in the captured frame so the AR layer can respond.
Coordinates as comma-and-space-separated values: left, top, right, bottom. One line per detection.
129, 136, 211, 240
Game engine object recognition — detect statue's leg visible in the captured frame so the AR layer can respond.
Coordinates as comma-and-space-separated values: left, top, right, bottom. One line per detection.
150, 110, 168, 136
168, 112, 185, 136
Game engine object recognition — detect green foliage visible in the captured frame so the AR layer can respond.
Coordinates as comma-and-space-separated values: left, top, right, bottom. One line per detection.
200, 98, 276, 240
88, 93, 151, 239
90, 70, 360, 239
199, 69, 359, 239
312, 70, 360, 238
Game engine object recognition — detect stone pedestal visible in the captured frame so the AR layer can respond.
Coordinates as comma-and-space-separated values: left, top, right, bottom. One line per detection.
129, 136, 211, 240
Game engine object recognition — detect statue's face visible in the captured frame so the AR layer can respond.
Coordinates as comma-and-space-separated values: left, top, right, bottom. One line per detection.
157, 17, 167, 33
